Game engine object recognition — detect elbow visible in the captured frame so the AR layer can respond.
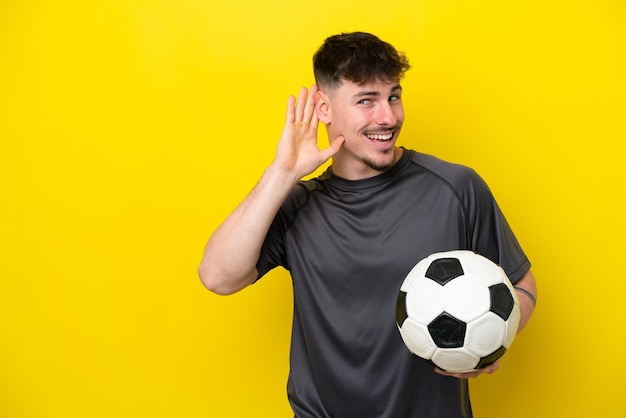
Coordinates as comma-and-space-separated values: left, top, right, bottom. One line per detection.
197, 262, 231, 295
197, 261, 253, 296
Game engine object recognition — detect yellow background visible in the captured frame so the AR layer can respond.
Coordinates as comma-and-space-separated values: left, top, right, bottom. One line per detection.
1, 1, 625, 417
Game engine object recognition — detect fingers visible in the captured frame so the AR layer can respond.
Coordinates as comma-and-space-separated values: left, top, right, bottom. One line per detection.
294, 85, 318, 125
294, 87, 306, 122
434, 361, 499, 379
285, 94, 296, 124
482, 361, 500, 374
302, 84, 318, 124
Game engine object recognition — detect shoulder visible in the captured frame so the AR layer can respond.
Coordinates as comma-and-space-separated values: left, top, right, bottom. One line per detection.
404, 149, 487, 193
289, 174, 327, 205
275, 172, 329, 224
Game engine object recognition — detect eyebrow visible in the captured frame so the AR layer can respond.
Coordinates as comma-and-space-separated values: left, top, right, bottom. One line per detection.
352, 84, 403, 99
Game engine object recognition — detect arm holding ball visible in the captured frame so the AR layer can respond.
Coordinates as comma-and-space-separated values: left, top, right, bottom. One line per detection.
436, 269, 537, 379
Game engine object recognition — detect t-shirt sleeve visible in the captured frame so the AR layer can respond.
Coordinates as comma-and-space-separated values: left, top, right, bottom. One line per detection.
255, 214, 289, 280
462, 168, 531, 283
255, 182, 312, 280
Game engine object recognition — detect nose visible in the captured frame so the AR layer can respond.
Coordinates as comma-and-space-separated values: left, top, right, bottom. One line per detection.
375, 101, 398, 126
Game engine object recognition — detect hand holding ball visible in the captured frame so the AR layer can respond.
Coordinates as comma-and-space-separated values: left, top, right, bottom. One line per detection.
396, 250, 520, 373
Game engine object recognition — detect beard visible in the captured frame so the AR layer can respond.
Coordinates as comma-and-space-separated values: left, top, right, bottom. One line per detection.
362, 151, 397, 173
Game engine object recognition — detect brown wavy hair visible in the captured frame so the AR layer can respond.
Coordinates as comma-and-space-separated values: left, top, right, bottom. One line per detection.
313, 32, 411, 90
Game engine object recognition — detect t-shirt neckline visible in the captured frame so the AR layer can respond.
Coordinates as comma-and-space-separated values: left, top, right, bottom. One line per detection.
324, 148, 413, 190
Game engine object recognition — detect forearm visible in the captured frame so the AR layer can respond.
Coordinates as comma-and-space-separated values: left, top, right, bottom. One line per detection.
199, 86, 343, 294
514, 270, 537, 332
198, 164, 300, 295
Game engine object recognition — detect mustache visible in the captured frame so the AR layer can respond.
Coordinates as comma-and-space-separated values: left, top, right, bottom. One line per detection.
362, 124, 402, 134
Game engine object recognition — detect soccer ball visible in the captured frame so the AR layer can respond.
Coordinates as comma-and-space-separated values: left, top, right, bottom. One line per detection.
396, 250, 520, 373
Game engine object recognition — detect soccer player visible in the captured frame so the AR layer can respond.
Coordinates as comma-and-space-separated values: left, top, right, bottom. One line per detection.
199, 32, 537, 418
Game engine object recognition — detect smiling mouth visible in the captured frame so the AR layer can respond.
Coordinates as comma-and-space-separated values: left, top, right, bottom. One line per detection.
365, 132, 394, 142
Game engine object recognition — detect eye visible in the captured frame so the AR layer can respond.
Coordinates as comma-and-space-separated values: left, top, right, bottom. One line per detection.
389, 95, 401, 102
357, 98, 372, 105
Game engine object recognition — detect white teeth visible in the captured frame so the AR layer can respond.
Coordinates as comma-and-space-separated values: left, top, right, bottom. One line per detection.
367, 133, 393, 140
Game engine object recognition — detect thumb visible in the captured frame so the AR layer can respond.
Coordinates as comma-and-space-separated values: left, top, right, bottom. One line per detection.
320, 135, 345, 161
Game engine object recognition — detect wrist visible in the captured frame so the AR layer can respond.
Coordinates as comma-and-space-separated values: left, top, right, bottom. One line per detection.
514, 286, 537, 306
265, 162, 304, 187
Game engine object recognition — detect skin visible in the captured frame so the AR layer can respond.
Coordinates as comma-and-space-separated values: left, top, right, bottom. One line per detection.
315, 79, 405, 180
198, 85, 342, 295
198, 81, 538, 379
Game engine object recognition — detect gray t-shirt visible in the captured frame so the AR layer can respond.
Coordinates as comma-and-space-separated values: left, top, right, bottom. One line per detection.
257, 149, 530, 418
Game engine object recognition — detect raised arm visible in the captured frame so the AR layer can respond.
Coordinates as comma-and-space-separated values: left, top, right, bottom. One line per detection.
198, 86, 344, 295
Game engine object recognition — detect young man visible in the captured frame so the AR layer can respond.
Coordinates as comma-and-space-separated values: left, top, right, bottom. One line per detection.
199, 32, 537, 418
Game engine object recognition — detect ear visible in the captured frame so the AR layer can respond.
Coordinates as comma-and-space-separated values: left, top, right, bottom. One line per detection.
315, 90, 331, 125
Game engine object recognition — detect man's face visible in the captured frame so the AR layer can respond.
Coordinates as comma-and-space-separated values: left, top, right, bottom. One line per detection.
319, 78, 405, 179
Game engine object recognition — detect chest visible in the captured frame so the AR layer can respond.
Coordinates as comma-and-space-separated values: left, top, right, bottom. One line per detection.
285, 181, 469, 288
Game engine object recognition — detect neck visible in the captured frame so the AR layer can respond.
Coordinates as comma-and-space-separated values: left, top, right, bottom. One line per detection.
331, 147, 403, 180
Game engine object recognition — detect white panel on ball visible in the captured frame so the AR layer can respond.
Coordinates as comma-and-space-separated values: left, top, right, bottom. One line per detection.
399, 318, 437, 360
432, 347, 479, 373
443, 276, 491, 323
464, 312, 507, 357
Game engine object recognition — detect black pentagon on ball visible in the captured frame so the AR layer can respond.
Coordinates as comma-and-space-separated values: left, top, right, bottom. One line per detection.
396, 291, 409, 327
425, 257, 464, 285
476, 346, 507, 369
428, 312, 466, 348
489, 283, 515, 320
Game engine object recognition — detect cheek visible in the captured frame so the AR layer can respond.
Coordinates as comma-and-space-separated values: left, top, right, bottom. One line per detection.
335, 114, 358, 134
390, 105, 404, 122
330, 108, 370, 136
345, 112, 370, 132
